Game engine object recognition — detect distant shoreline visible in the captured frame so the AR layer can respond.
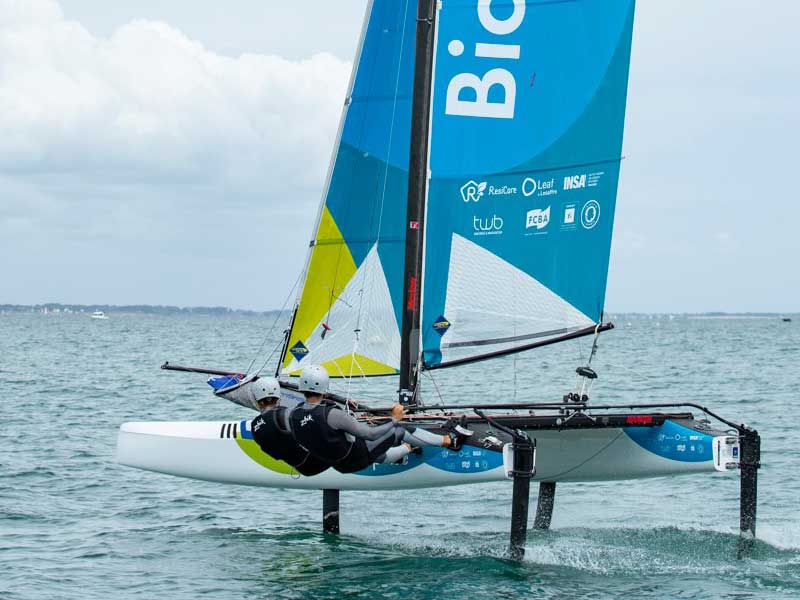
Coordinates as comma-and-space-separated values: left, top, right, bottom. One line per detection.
0, 304, 794, 318
0, 303, 283, 317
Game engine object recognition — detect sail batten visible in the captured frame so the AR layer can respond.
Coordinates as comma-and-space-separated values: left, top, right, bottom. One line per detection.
425, 323, 614, 371
442, 327, 577, 349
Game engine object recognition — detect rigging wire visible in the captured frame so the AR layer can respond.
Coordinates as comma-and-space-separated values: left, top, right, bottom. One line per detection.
420, 369, 447, 412
586, 321, 603, 367
250, 270, 303, 377
257, 337, 291, 378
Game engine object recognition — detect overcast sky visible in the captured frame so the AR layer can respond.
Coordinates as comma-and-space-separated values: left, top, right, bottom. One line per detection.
1, 0, 798, 312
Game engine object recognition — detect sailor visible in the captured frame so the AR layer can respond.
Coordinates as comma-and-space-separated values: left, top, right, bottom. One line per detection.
249, 376, 330, 477
288, 365, 471, 474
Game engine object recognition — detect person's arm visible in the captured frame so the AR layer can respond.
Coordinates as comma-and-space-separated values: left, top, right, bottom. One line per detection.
326, 408, 396, 440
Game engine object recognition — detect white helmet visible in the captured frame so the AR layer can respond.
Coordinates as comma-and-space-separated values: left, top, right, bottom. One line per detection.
250, 377, 281, 408
297, 364, 329, 394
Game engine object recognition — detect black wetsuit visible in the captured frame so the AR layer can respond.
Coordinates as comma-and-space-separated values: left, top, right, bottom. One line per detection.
250, 406, 329, 476
289, 401, 404, 474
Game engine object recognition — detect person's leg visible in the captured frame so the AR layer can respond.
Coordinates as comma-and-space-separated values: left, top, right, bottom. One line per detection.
335, 428, 409, 473
333, 439, 370, 473
400, 424, 446, 446
364, 428, 404, 462
378, 443, 412, 464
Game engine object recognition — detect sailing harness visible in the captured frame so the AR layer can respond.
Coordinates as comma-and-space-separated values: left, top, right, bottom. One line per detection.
251, 407, 328, 476
288, 401, 353, 464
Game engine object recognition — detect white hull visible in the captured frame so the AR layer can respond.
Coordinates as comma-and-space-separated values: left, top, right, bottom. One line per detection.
117, 417, 723, 491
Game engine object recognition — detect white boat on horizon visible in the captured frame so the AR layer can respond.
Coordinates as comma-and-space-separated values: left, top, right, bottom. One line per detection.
90, 311, 109, 320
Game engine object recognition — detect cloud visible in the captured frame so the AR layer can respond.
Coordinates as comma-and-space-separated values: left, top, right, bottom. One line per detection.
0, 0, 349, 195
0, 0, 352, 308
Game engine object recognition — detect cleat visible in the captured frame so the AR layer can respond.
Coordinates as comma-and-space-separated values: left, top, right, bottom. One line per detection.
481, 435, 504, 452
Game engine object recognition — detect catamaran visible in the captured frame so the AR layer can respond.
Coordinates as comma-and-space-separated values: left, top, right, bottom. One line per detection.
117, 0, 760, 558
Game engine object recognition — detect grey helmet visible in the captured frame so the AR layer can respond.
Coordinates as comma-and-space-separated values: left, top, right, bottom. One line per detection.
250, 377, 281, 410
297, 364, 329, 394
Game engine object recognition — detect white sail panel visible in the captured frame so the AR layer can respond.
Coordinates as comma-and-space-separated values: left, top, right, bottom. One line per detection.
435, 234, 594, 364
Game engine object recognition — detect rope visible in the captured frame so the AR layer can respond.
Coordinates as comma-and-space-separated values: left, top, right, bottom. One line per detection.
251, 270, 303, 377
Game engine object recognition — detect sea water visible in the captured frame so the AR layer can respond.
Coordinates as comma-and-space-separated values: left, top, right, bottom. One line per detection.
1, 313, 798, 599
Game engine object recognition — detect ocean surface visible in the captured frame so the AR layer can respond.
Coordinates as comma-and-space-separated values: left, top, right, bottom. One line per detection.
1, 313, 798, 599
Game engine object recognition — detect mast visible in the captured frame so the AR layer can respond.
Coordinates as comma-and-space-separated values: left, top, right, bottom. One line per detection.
399, 0, 437, 405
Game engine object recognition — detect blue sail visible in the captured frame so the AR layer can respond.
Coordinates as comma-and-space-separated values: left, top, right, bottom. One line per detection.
282, 0, 416, 377
421, 0, 636, 367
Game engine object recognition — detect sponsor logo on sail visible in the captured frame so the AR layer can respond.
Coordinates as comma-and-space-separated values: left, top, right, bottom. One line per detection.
432, 315, 451, 336
564, 174, 586, 190
461, 180, 487, 202
473, 214, 504, 236
488, 184, 517, 197
587, 172, 604, 187
563, 171, 605, 190
444, 1, 526, 120
561, 203, 577, 231
525, 206, 550, 230
290, 340, 309, 361
581, 200, 601, 229
461, 180, 517, 202
522, 177, 557, 198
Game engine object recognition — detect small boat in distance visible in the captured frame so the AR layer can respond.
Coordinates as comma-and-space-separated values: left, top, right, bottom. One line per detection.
90, 311, 109, 320
783, 317, 792, 322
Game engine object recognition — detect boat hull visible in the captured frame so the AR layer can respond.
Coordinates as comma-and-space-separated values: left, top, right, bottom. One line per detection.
116, 416, 726, 490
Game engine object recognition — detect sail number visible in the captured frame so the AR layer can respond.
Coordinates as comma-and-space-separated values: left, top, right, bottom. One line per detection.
445, 0, 525, 120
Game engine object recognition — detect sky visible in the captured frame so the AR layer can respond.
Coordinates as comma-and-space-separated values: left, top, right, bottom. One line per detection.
1, 0, 798, 313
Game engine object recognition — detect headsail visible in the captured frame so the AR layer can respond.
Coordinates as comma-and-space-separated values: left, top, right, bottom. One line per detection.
421, 0, 636, 368
282, 0, 417, 378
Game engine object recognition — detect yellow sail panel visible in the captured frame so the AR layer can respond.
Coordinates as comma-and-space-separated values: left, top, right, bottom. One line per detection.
283, 206, 357, 371
322, 354, 399, 378
288, 353, 398, 378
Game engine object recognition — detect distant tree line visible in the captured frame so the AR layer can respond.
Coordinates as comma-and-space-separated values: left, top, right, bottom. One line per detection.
0, 303, 286, 317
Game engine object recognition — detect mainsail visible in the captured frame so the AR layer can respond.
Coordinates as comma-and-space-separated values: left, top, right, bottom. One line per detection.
420, 0, 636, 368
282, 0, 417, 378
